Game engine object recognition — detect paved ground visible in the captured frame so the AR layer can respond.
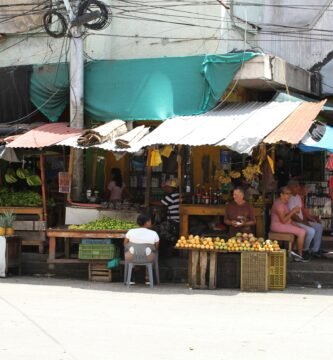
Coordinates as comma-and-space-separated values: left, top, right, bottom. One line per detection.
1, 277, 333, 360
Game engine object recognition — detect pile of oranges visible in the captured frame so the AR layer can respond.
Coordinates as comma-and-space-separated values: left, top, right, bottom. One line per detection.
175, 232, 281, 252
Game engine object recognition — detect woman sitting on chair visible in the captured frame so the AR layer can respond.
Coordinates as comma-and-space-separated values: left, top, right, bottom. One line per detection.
270, 186, 306, 261
124, 213, 159, 262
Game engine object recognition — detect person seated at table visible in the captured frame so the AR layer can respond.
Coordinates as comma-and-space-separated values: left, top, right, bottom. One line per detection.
270, 186, 307, 262
124, 213, 159, 263
224, 187, 256, 237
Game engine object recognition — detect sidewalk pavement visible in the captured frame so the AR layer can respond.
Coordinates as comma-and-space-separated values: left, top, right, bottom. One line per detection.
1, 277, 333, 360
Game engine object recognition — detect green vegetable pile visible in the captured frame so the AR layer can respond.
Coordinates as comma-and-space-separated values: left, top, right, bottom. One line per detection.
0, 189, 42, 207
68, 217, 137, 231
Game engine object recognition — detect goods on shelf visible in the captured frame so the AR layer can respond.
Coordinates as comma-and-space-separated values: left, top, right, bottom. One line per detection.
68, 217, 137, 231
175, 232, 280, 252
0, 189, 42, 207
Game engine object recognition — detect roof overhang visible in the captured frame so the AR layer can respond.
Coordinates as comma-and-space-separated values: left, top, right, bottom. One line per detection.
234, 55, 320, 97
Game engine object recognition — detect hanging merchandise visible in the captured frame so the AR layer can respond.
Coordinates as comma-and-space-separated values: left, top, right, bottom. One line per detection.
149, 150, 162, 167
58, 172, 70, 193
267, 155, 275, 174
326, 154, 333, 171
160, 145, 173, 158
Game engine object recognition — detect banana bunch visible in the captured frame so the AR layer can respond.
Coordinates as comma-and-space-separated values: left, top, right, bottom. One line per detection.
242, 164, 262, 182
26, 175, 42, 186
4, 168, 18, 184
16, 168, 30, 179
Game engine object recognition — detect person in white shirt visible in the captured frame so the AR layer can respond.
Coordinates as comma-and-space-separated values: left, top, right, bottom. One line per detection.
124, 213, 159, 262
288, 180, 323, 259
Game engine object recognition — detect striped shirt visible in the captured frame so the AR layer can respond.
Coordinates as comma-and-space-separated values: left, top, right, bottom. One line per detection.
161, 192, 180, 222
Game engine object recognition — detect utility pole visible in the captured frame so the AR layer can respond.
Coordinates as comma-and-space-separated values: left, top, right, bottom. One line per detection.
63, 0, 84, 201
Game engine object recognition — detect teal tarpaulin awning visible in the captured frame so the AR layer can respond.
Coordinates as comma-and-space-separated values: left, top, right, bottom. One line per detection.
30, 52, 257, 122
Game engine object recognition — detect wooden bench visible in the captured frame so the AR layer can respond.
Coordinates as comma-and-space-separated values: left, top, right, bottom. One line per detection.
268, 232, 294, 253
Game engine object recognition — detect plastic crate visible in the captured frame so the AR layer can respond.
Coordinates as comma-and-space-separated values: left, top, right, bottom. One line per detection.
79, 244, 119, 260
81, 239, 112, 245
241, 252, 269, 292
268, 250, 287, 290
216, 253, 240, 289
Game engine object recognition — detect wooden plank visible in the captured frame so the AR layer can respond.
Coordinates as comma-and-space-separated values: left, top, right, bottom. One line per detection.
13, 221, 34, 231
16, 231, 46, 241
190, 250, 199, 289
67, 148, 74, 203
144, 148, 153, 207
209, 252, 217, 289
34, 221, 47, 231
48, 258, 90, 264
199, 251, 208, 289
46, 229, 126, 238
40, 154, 47, 222
177, 145, 182, 204
0, 207, 43, 218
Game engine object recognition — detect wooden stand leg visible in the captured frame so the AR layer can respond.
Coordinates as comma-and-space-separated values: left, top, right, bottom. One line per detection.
38, 243, 44, 254
200, 251, 208, 289
64, 238, 71, 258
49, 237, 56, 261
209, 252, 217, 290
190, 250, 199, 288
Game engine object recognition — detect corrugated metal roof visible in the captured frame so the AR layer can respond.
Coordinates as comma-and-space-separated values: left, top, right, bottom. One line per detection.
6, 123, 83, 149
263, 100, 326, 145
134, 101, 302, 154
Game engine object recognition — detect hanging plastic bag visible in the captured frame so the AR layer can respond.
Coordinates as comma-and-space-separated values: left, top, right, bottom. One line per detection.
149, 149, 162, 167
160, 145, 173, 158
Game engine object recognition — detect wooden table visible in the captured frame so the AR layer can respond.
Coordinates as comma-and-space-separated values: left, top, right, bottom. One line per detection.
46, 228, 126, 264
5, 236, 22, 276
180, 204, 264, 238
0, 207, 45, 253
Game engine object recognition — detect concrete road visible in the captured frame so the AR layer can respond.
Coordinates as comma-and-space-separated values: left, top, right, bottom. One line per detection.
0, 277, 333, 360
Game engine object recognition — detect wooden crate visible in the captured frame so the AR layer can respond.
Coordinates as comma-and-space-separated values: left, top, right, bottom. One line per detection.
241, 252, 269, 292
88, 263, 112, 282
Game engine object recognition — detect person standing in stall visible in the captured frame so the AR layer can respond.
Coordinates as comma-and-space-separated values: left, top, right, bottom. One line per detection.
152, 179, 180, 257
107, 168, 125, 205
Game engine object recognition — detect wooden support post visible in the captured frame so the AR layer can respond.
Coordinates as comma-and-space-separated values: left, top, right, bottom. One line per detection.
144, 148, 153, 208
40, 154, 47, 222
67, 148, 75, 203
199, 251, 208, 289
209, 252, 217, 289
92, 149, 98, 190
177, 145, 182, 204
190, 250, 199, 288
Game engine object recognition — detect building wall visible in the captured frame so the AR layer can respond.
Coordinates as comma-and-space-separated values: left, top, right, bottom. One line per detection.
231, 0, 333, 71
1, 1, 332, 94
0, 1, 235, 66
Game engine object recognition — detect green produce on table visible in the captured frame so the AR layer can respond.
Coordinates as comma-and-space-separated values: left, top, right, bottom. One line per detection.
68, 217, 137, 231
